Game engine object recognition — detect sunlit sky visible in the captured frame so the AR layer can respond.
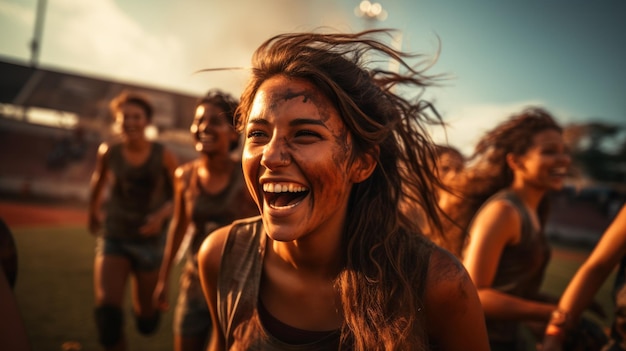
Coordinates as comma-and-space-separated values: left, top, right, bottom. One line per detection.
1, 0, 625, 154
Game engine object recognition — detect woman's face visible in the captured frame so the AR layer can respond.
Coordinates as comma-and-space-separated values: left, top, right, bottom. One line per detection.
116, 102, 149, 140
437, 152, 464, 185
242, 75, 363, 243
191, 103, 237, 155
512, 129, 571, 191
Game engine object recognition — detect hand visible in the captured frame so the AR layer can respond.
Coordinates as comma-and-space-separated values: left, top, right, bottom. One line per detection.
153, 279, 169, 311
139, 214, 164, 237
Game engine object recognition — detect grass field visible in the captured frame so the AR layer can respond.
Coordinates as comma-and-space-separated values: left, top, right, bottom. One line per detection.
6, 210, 619, 350
12, 225, 183, 351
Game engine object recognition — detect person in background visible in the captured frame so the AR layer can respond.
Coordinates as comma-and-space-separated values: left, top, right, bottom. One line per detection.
427, 144, 466, 257
153, 89, 258, 351
542, 204, 626, 351
88, 91, 178, 351
198, 29, 489, 350
456, 108, 571, 350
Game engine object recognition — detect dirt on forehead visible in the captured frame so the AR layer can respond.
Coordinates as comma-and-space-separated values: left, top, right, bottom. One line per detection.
0, 201, 87, 228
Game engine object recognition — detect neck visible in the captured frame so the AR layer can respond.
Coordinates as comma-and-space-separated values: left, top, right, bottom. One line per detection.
269, 235, 343, 280
508, 181, 545, 210
200, 152, 233, 173
125, 137, 149, 150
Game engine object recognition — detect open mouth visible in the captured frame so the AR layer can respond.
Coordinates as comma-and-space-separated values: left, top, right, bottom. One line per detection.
263, 182, 310, 209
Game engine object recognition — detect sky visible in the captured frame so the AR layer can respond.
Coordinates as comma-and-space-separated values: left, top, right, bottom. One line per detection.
1, 0, 625, 155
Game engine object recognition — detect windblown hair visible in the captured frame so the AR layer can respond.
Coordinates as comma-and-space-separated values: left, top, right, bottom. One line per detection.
451, 107, 563, 238
109, 90, 154, 121
236, 29, 445, 350
193, 89, 240, 150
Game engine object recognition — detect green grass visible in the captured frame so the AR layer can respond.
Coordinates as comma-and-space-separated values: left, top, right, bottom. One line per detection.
10, 226, 618, 350
12, 225, 182, 351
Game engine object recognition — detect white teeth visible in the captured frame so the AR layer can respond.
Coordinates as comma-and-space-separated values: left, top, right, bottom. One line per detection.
269, 202, 301, 210
263, 183, 307, 193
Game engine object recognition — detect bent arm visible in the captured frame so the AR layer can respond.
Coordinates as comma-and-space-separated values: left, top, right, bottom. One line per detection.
157, 167, 191, 287
463, 200, 555, 322
543, 204, 626, 349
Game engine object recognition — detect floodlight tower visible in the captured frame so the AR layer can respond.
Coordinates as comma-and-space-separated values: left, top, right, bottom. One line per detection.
30, 0, 48, 67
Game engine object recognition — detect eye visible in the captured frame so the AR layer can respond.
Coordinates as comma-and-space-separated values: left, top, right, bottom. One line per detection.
294, 129, 322, 143
246, 129, 269, 141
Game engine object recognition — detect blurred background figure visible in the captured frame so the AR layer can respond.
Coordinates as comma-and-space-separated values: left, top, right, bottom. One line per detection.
153, 90, 258, 351
455, 107, 571, 350
428, 144, 466, 257
88, 91, 178, 351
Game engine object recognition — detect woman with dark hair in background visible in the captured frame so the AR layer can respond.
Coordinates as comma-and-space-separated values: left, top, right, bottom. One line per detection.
154, 90, 258, 351
88, 91, 178, 351
198, 30, 489, 350
456, 107, 572, 350
425, 144, 466, 257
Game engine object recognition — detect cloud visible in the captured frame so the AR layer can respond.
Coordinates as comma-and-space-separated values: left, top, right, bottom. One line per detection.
41, 0, 186, 90
32, 0, 355, 96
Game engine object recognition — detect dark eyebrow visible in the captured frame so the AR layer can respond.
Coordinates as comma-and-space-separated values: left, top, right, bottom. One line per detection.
289, 118, 327, 128
247, 117, 327, 129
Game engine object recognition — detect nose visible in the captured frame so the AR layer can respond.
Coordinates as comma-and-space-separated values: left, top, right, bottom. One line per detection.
260, 136, 290, 169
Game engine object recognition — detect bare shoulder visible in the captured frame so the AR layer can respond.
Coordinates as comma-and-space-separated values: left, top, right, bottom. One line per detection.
424, 245, 490, 350
474, 197, 519, 226
198, 224, 233, 274
427, 245, 468, 288
174, 160, 197, 180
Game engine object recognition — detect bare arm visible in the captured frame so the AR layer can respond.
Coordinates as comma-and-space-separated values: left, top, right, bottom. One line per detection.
463, 200, 555, 321
543, 204, 626, 350
154, 165, 191, 310
425, 247, 490, 350
198, 225, 231, 351
88, 143, 110, 235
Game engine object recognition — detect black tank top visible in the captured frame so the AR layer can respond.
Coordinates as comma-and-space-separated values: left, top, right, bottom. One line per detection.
104, 142, 171, 238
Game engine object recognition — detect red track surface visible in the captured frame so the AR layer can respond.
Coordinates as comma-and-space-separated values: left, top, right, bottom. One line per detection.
0, 201, 87, 228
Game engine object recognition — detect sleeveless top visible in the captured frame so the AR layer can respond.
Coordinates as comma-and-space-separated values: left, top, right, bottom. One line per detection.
104, 142, 171, 238
218, 217, 435, 350
218, 217, 341, 350
181, 160, 250, 265
473, 190, 551, 343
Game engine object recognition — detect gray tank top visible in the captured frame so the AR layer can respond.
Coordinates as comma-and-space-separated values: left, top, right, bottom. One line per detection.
217, 217, 341, 350
104, 142, 171, 238
184, 161, 250, 260
474, 190, 551, 343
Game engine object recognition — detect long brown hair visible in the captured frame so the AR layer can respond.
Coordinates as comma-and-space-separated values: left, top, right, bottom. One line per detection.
451, 107, 563, 241
236, 29, 446, 350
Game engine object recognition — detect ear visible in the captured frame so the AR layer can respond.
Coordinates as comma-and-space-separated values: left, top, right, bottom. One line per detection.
350, 147, 378, 183
506, 152, 522, 171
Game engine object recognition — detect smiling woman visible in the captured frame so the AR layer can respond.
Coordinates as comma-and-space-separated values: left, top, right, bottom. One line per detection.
197, 29, 490, 351
448, 108, 591, 350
